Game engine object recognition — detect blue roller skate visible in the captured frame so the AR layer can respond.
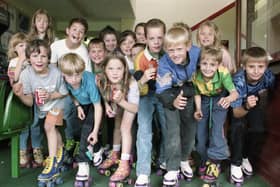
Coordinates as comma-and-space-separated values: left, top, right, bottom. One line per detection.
37, 157, 63, 187
56, 147, 67, 172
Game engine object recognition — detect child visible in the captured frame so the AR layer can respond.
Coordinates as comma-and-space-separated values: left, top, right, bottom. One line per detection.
192, 46, 238, 184
156, 25, 201, 186
97, 55, 139, 186
131, 43, 146, 61
229, 47, 275, 185
59, 53, 102, 185
88, 38, 107, 76
27, 8, 55, 45
134, 22, 146, 44
118, 30, 136, 74
99, 25, 118, 54
197, 20, 236, 74
13, 39, 68, 184
50, 17, 92, 165
133, 18, 167, 186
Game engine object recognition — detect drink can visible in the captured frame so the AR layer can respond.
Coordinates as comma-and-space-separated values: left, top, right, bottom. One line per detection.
35, 88, 44, 106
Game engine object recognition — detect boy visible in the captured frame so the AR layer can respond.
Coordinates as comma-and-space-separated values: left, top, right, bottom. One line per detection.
13, 39, 68, 184
50, 17, 92, 164
192, 46, 238, 184
134, 18, 166, 186
88, 38, 107, 76
156, 25, 200, 186
229, 47, 275, 185
59, 53, 102, 184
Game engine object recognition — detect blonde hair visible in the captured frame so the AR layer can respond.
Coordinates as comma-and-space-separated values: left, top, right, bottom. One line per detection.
164, 26, 191, 49
200, 46, 223, 64
59, 53, 85, 75
7, 32, 27, 60
241, 46, 268, 65
28, 9, 55, 45
197, 20, 221, 48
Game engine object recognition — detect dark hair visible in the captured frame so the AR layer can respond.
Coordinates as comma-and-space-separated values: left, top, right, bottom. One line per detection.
99, 25, 118, 41
68, 17, 88, 33
134, 22, 146, 32
26, 39, 51, 59
88, 37, 106, 50
118, 30, 136, 45
144, 18, 166, 37
132, 42, 146, 49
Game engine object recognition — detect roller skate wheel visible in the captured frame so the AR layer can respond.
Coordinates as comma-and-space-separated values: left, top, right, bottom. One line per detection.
74, 180, 84, 187
202, 184, 210, 187
127, 178, 135, 185
84, 178, 93, 187
105, 170, 111, 176
46, 182, 55, 187
55, 177, 64, 184
116, 183, 123, 187
38, 181, 46, 187
109, 181, 117, 187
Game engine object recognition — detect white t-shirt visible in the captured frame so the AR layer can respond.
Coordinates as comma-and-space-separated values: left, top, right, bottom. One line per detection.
50, 39, 92, 72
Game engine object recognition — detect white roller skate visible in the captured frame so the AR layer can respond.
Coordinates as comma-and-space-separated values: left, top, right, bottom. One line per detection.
134, 175, 150, 187
74, 162, 92, 187
163, 171, 179, 187
241, 158, 253, 177
93, 147, 104, 167
180, 160, 193, 181
230, 164, 244, 186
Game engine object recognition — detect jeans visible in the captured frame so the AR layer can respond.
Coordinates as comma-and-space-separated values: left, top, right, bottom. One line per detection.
20, 105, 42, 150
196, 94, 229, 164
136, 94, 166, 176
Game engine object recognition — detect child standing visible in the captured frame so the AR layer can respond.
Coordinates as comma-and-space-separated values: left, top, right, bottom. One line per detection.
13, 39, 68, 185
97, 55, 139, 186
134, 18, 167, 186
197, 20, 236, 74
156, 25, 200, 186
50, 17, 92, 165
192, 46, 238, 184
229, 47, 275, 185
99, 25, 118, 54
59, 53, 102, 186
134, 22, 146, 44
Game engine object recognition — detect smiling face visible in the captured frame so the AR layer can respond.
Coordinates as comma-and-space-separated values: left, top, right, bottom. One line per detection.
105, 58, 125, 84
88, 43, 106, 65
166, 43, 189, 65
35, 14, 49, 35
103, 34, 117, 52
135, 25, 146, 44
120, 35, 136, 56
198, 25, 215, 47
244, 58, 267, 84
30, 46, 49, 75
200, 54, 220, 81
66, 22, 86, 45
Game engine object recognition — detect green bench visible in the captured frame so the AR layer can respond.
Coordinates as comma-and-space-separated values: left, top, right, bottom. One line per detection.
0, 78, 32, 178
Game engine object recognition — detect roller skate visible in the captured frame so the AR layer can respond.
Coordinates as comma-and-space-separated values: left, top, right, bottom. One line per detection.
32, 148, 44, 168
109, 160, 134, 187
56, 147, 67, 172
179, 160, 193, 182
86, 146, 104, 167
20, 150, 31, 168
156, 162, 167, 176
134, 175, 150, 187
98, 150, 120, 176
74, 162, 93, 187
202, 160, 221, 187
37, 156, 63, 187
241, 158, 253, 177
198, 164, 207, 179
230, 164, 244, 187
162, 171, 179, 187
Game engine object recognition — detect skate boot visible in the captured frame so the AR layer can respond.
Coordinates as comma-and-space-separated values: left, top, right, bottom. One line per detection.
32, 148, 44, 168
230, 164, 244, 186
156, 162, 167, 176
203, 160, 220, 184
37, 157, 63, 187
241, 158, 253, 177
20, 150, 31, 168
93, 147, 104, 167
180, 160, 193, 181
163, 171, 179, 187
63, 139, 75, 166
74, 162, 93, 187
198, 164, 207, 179
56, 147, 67, 172
109, 160, 134, 186
98, 150, 119, 176
134, 175, 150, 187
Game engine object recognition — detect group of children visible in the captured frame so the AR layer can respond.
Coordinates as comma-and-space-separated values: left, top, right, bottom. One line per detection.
6, 8, 274, 187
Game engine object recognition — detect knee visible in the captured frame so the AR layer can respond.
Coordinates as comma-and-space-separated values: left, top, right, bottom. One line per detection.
44, 123, 55, 133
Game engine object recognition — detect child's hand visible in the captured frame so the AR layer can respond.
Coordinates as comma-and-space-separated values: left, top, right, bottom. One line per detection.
87, 131, 98, 145
194, 110, 203, 120
77, 106, 85, 120
105, 103, 116, 117
218, 97, 231, 109
245, 95, 259, 109
12, 83, 23, 96
173, 90, 187, 110
142, 67, 156, 83
37, 88, 49, 102
112, 90, 123, 103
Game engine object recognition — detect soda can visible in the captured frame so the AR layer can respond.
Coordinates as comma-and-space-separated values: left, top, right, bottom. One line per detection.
35, 87, 44, 106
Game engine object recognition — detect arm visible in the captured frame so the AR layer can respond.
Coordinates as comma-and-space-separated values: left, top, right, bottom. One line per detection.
218, 89, 239, 109
87, 102, 103, 145
12, 83, 33, 106
233, 95, 258, 118
194, 95, 203, 120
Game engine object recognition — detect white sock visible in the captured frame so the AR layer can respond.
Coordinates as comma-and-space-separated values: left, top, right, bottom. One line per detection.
121, 153, 130, 160
113, 144, 121, 152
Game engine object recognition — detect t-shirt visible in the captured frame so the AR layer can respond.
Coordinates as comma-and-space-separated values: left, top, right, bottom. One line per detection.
50, 39, 92, 72
230, 69, 275, 108
66, 71, 100, 105
20, 65, 68, 118
192, 66, 236, 96
127, 79, 140, 105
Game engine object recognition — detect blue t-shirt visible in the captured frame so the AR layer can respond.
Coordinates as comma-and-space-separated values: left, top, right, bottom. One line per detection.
230, 69, 275, 108
66, 71, 100, 105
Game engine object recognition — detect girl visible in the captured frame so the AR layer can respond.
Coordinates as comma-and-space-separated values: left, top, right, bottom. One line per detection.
97, 55, 139, 186
197, 20, 236, 74
118, 30, 136, 74
27, 8, 55, 45
99, 25, 118, 54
